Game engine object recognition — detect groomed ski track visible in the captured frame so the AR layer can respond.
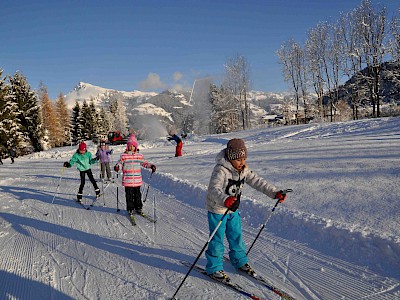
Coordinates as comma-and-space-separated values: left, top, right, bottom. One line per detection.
1, 118, 399, 299
0, 165, 398, 299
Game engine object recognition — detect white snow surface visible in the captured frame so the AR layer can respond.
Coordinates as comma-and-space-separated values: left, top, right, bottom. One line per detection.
0, 117, 399, 300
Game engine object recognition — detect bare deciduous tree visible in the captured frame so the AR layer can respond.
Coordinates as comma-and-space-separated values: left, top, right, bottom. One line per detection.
223, 54, 251, 130
356, 0, 387, 117
306, 22, 329, 121
277, 39, 311, 124
38, 83, 58, 148
55, 93, 71, 146
388, 8, 400, 62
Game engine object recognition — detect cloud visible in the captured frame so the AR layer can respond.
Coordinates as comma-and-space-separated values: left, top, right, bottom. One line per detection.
172, 83, 185, 91
173, 71, 183, 81
139, 73, 167, 91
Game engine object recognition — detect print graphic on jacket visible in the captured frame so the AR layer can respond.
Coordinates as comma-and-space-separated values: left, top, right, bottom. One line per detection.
225, 178, 245, 200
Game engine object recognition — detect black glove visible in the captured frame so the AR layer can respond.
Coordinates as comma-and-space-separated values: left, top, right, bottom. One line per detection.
63, 162, 71, 168
114, 165, 119, 172
151, 165, 156, 173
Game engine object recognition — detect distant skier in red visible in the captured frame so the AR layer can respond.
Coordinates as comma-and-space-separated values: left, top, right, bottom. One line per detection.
167, 130, 183, 157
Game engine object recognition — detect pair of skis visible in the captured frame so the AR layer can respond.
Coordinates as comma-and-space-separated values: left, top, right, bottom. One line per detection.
239, 268, 295, 300
76, 195, 100, 210
128, 211, 156, 226
75, 182, 112, 209
178, 261, 262, 299
178, 261, 295, 300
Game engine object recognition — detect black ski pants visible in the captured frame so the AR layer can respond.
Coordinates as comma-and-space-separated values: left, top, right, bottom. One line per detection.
78, 169, 99, 194
125, 186, 142, 212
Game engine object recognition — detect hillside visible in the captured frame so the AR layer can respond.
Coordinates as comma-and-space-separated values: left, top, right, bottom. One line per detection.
0, 117, 399, 299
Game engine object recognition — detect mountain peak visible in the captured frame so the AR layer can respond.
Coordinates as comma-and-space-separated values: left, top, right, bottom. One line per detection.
73, 82, 101, 92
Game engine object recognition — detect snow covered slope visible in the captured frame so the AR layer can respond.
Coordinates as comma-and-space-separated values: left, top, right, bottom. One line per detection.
0, 117, 399, 299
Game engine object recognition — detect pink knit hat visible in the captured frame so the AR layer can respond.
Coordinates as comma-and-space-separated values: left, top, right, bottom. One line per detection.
126, 134, 138, 150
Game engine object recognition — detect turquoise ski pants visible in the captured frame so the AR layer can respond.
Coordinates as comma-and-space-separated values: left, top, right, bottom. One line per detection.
205, 210, 248, 274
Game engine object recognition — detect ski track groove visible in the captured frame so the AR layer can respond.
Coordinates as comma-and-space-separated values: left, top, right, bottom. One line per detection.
248, 228, 399, 300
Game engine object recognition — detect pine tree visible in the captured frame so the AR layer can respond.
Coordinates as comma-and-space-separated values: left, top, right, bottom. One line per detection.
109, 98, 128, 135
71, 101, 83, 144
98, 107, 113, 140
9, 72, 43, 152
0, 69, 8, 150
209, 84, 240, 133
88, 99, 98, 139
0, 72, 24, 152
80, 100, 91, 140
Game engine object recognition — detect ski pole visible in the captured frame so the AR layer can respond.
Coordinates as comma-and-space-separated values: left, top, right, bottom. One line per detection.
143, 172, 154, 202
172, 208, 230, 299
246, 189, 293, 256
51, 167, 66, 204
116, 172, 120, 212
153, 194, 156, 235
101, 177, 105, 205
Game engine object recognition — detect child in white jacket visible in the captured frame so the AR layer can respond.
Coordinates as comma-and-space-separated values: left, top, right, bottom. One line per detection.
205, 138, 289, 282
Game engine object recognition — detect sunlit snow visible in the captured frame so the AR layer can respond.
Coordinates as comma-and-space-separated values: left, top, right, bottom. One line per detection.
0, 117, 399, 299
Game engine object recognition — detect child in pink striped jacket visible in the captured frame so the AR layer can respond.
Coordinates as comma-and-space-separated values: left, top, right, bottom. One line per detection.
114, 134, 156, 215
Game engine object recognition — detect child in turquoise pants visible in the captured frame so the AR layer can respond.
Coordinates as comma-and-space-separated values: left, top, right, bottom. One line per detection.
204, 139, 288, 281
206, 210, 247, 274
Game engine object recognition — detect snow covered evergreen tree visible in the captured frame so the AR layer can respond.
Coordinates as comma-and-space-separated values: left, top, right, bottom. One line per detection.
9, 72, 43, 152
0, 71, 24, 152
0, 69, 9, 150
71, 101, 83, 144
209, 84, 240, 133
80, 100, 91, 140
109, 98, 128, 136
97, 107, 113, 141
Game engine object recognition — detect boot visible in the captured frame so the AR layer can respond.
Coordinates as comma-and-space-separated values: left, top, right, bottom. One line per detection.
209, 270, 230, 283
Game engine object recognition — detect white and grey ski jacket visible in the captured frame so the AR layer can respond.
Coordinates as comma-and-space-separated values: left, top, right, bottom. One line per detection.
205, 149, 279, 214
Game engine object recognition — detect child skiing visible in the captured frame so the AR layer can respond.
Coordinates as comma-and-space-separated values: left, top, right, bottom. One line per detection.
167, 130, 183, 157
9, 148, 16, 164
96, 141, 113, 182
205, 138, 289, 282
63, 142, 101, 202
114, 134, 156, 215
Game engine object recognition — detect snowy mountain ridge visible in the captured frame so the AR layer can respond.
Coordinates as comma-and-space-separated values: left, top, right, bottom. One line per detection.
64, 81, 158, 109
63, 81, 286, 119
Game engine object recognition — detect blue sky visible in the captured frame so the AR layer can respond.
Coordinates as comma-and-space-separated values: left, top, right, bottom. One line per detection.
1, 0, 399, 99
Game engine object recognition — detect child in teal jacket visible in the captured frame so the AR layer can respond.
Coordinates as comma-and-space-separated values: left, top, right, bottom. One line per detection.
63, 142, 100, 201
